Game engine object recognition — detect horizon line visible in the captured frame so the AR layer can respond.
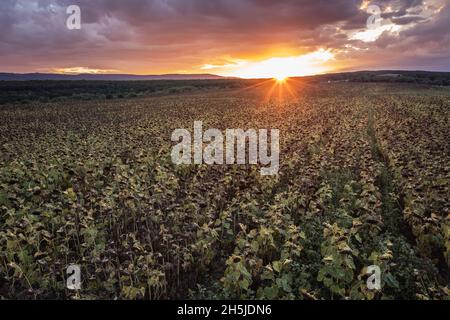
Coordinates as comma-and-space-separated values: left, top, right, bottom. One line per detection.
1, 69, 450, 81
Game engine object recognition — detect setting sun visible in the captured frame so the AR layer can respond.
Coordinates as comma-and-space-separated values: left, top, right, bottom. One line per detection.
274, 75, 288, 82
216, 49, 335, 79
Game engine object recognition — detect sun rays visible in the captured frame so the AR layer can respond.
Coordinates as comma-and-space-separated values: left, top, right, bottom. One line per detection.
263, 77, 300, 104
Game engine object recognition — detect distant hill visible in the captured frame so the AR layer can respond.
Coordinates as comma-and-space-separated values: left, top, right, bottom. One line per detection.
2, 70, 449, 84
0, 73, 228, 81
303, 70, 450, 86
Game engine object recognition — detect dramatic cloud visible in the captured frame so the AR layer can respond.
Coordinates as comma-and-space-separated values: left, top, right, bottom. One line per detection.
0, 0, 448, 75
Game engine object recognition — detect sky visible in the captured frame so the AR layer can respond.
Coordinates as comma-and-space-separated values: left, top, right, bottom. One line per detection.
0, 0, 449, 78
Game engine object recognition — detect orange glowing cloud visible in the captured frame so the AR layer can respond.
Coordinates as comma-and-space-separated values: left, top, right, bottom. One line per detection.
52, 67, 118, 74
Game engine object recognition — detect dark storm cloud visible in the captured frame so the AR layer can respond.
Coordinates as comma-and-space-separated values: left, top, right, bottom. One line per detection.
391, 15, 426, 25
0, 0, 448, 73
